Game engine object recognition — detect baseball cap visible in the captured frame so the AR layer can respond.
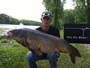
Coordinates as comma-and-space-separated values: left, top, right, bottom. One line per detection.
41, 11, 52, 19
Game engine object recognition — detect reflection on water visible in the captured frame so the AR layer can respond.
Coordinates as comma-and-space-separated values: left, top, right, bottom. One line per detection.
0, 24, 40, 35
19, 23, 23, 26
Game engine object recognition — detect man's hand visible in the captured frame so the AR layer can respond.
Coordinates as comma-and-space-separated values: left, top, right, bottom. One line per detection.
55, 48, 59, 53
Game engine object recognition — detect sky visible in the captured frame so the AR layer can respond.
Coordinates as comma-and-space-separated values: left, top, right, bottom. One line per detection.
0, 0, 75, 22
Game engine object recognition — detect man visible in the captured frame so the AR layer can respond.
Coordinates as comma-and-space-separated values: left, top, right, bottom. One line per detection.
26, 11, 60, 68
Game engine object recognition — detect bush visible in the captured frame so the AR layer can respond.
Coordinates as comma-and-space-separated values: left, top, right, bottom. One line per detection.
12, 41, 20, 47
0, 39, 8, 43
0, 35, 6, 39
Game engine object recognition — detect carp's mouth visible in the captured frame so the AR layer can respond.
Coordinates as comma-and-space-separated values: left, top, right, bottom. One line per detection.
6, 32, 13, 39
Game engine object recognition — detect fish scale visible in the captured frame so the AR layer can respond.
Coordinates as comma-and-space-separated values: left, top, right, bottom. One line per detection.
27, 31, 55, 53
7, 28, 81, 64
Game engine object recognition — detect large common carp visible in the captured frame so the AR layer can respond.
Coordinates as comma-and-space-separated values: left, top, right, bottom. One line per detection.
6, 28, 81, 64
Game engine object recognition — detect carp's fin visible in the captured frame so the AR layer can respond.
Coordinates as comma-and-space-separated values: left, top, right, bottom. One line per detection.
70, 54, 76, 64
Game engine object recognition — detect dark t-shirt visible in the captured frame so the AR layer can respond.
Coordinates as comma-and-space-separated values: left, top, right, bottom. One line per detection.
36, 26, 60, 38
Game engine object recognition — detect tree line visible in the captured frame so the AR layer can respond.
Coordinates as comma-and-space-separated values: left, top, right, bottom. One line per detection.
43, 0, 89, 29
0, 0, 89, 28
0, 13, 41, 26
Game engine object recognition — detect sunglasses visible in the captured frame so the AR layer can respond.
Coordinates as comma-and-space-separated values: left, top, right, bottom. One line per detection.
42, 12, 51, 17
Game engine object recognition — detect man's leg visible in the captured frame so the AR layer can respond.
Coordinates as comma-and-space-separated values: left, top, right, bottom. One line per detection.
47, 53, 60, 68
26, 51, 47, 68
26, 52, 37, 68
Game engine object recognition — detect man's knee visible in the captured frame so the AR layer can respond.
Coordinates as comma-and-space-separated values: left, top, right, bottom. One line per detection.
47, 53, 60, 59
26, 52, 34, 61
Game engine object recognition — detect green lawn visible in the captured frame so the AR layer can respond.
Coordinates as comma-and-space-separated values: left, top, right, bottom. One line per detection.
0, 30, 90, 68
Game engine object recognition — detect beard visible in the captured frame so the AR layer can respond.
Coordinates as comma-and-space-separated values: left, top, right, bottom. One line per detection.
44, 22, 50, 27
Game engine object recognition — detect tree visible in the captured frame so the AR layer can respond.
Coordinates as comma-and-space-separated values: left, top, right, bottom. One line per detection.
0, 13, 19, 24
64, 9, 75, 24
43, 0, 66, 29
0, 14, 10, 24
87, 0, 90, 23
73, 0, 88, 24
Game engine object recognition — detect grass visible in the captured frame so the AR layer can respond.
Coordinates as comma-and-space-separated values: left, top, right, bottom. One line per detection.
0, 42, 29, 68
0, 35, 6, 39
60, 29, 64, 39
0, 29, 90, 68
57, 43, 90, 68
0, 39, 8, 43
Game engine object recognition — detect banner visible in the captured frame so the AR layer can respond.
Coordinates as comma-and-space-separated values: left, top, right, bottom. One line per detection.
64, 24, 90, 44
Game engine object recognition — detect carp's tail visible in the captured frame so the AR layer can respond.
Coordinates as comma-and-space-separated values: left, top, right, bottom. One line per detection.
69, 45, 81, 64
57, 39, 81, 64
58, 44, 81, 64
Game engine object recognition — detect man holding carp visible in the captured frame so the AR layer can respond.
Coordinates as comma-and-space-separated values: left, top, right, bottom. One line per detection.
26, 11, 60, 68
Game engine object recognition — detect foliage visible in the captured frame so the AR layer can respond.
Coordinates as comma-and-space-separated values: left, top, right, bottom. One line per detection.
0, 14, 19, 24
57, 43, 90, 68
87, 0, 90, 23
60, 29, 64, 39
0, 40, 90, 68
74, 6, 88, 24
0, 0, 89, 28
63, 9, 75, 24
12, 41, 21, 47
20, 19, 41, 26
72, 0, 89, 24
43, 0, 89, 27
0, 13, 41, 26
63, 6, 88, 25
0, 35, 6, 39
0, 45, 29, 68
42, 0, 66, 29
0, 39, 8, 43
0, 29, 90, 68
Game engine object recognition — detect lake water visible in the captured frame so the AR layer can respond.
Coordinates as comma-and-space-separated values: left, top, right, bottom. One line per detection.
0, 24, 40, 35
